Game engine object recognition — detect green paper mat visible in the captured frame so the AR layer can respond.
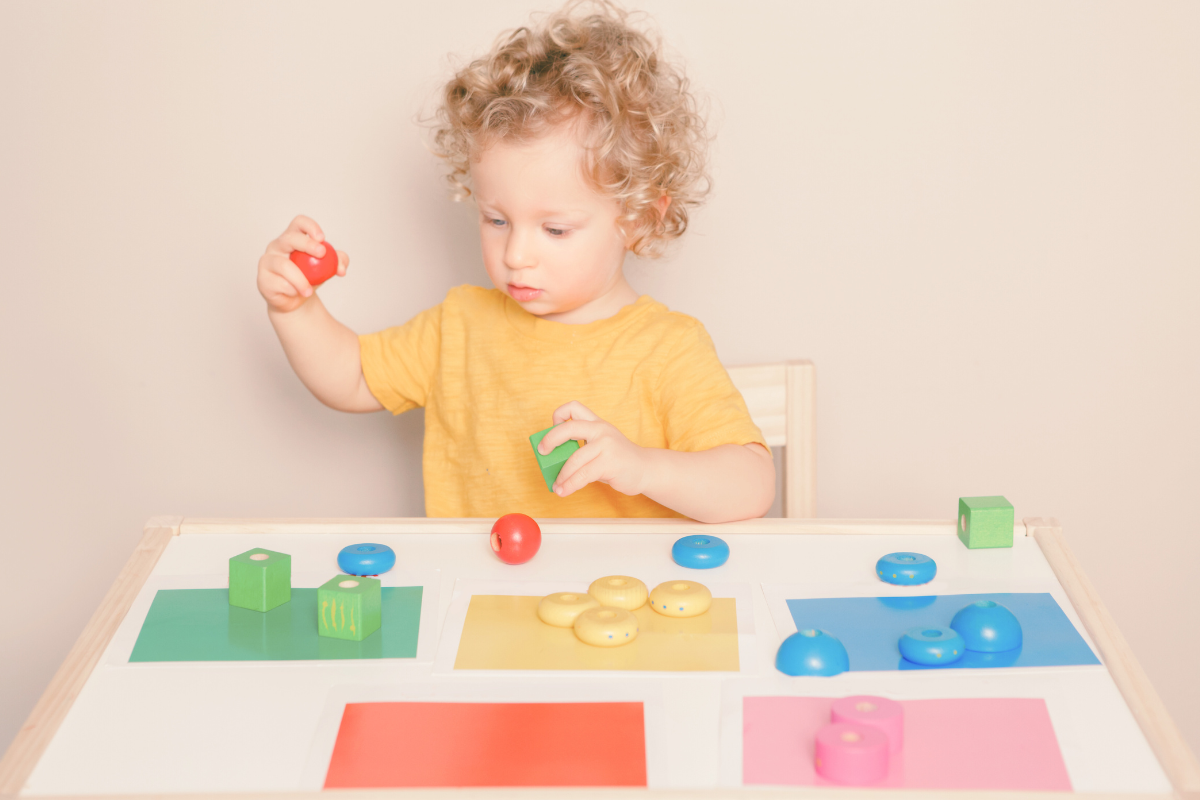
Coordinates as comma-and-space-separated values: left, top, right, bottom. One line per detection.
129, 587, 422, 662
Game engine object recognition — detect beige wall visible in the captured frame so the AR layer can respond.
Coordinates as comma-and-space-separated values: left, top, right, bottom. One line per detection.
2, 0, 1197, 766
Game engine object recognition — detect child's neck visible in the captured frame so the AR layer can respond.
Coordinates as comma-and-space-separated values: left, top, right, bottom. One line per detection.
539, 274, 640, 325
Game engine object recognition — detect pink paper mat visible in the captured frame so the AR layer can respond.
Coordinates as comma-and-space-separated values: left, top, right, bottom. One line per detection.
743, 696, 1071, 790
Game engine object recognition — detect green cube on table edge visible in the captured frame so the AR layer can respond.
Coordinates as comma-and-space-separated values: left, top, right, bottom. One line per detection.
958, 496, 1015, 549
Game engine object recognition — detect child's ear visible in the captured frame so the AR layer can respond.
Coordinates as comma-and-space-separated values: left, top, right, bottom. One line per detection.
656, 195, 672, 220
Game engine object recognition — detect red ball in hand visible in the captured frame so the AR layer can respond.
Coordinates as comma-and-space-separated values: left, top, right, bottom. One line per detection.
490, 513, 541, 565
289, 241, 338, 287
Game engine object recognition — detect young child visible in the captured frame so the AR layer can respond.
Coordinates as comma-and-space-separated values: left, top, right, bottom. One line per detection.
255, 1, 774, 523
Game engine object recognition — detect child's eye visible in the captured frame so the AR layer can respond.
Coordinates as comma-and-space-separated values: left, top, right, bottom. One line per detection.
486, 218, 507, 228
545, 226, 569, 237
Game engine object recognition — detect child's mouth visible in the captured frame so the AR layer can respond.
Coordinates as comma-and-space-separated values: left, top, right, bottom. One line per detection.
508, 284, 542, 302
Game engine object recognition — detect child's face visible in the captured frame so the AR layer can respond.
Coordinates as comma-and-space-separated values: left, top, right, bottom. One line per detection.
471, 124, 630, 321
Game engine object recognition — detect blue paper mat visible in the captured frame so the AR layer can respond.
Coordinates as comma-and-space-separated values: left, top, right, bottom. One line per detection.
785, 592, 1100, 671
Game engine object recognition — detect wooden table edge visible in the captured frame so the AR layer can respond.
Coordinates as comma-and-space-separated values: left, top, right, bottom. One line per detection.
0, 518, 180, 795
2, 516, 1195, 800
1029, 521, 1200, 797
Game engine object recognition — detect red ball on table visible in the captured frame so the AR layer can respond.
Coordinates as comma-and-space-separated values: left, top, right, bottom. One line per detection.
490, 513, 541, 565
289, 242, 338, 287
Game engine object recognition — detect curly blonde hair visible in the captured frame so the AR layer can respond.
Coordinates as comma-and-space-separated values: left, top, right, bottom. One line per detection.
431, 0, 709, 257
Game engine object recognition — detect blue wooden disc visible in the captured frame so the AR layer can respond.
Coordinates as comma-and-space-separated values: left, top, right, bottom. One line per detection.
950, 600, 1023, 652
671, 535, 729, 569
876, 552, 936, 585
337, 543, 396, 576
898, 626, 965, 665
775, 628, 850, 676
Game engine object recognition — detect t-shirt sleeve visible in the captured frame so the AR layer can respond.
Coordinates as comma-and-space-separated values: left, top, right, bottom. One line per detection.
358, 302, 442, 415
657, 321, 770, 454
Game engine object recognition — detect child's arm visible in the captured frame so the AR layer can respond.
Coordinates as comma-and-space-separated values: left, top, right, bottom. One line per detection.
257, 216, 382, 413
538, 402, 775, 523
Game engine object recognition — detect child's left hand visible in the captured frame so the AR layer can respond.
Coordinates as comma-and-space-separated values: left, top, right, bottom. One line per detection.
537, 401, 648, 497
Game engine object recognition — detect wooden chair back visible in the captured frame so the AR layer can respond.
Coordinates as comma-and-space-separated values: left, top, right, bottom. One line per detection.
726, 360, 816, 517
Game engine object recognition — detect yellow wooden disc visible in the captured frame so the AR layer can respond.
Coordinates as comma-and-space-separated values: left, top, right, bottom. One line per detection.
587, 575, 648, 610
536, 591, 600, 627
649, 580, 713, 618
573, 605, 640, 647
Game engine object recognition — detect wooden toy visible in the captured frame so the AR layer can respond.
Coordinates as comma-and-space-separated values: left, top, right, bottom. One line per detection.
957, 496, 1014, 549
587, 576, 648, 610
898, 626, 965, 665
814, 722, 889, 785
573, 605, 639, 647
288, 242, 338, 286
228, 548, 291, 612
775, 628, 849, 676
876, 552, 936, 585
830, 696, 904, 754
951, 599, 1023, 652
671, 535, 729, 569
649, 580, 712, 618
490, 513, 541, 564
317, 575, 381, 641
337, 543, 396, 576
529, 426, 580, 491
536, 591, 600, 627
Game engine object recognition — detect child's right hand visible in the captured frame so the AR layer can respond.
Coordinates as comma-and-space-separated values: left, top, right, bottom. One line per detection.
257, 215, 348, 313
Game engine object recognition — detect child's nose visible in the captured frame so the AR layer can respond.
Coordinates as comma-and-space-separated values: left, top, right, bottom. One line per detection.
504, 228, 536, 270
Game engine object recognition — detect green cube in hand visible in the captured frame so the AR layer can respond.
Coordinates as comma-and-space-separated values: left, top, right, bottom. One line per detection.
530, 426, 580, 492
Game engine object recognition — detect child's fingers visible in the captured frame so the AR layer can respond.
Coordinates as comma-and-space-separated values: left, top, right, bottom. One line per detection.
275, 257, 314, 297
553, 443, 604, 497
287, 214, 325, 243
551, 400, 597, 425
337, 250, 349, 276
279, 229, 328, 260
538, 419, 602, 454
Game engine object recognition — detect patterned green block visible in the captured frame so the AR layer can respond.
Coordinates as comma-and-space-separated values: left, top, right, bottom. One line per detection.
318, 575, 381, 641
529, 426, 580, 492
228, 548, 291, 612
958, 496, 1015, 549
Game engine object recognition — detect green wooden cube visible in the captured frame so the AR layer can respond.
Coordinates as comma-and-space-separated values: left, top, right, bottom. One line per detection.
318, 575, 381, 641
958, 496, 1015, 549
529, 426, 580, 492
228, 548, 291, 612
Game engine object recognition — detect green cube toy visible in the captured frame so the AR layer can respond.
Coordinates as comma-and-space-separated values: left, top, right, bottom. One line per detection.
957, 496, 1015, 549
317, 575, 381, 641
228, 548, 291, 612
529, 426, 580, 492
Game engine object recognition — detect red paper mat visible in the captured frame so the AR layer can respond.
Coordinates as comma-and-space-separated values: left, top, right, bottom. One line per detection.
324, 701, 647, 788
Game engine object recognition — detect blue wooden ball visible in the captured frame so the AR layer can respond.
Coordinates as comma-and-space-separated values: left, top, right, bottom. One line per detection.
775, 628, 850, 676
337, 543, 396, 576
950, 600, 1023, 652
898, 626, 965, 666
672, 535, 730, 569
876, 552, 936, 585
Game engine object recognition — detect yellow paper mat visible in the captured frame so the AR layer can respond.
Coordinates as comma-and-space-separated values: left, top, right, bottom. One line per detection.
454, 595, 740, 672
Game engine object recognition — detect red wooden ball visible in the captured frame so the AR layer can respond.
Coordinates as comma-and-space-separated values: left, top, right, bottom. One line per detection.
490, 513, 541, 565
289, 241, 338, 287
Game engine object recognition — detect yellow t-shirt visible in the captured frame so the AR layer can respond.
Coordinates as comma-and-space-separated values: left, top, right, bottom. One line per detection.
358, 285, 767, 518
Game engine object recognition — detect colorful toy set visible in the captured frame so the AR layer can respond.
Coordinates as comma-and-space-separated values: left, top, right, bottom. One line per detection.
227, 542, 397, 643
534, 573, 714, 648
780, 496, 1023, 679
815, 696, 905, 785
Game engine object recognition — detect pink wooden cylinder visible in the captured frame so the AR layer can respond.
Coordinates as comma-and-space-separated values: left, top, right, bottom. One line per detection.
830, 695, 904, 753
814, 722, 889, 786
